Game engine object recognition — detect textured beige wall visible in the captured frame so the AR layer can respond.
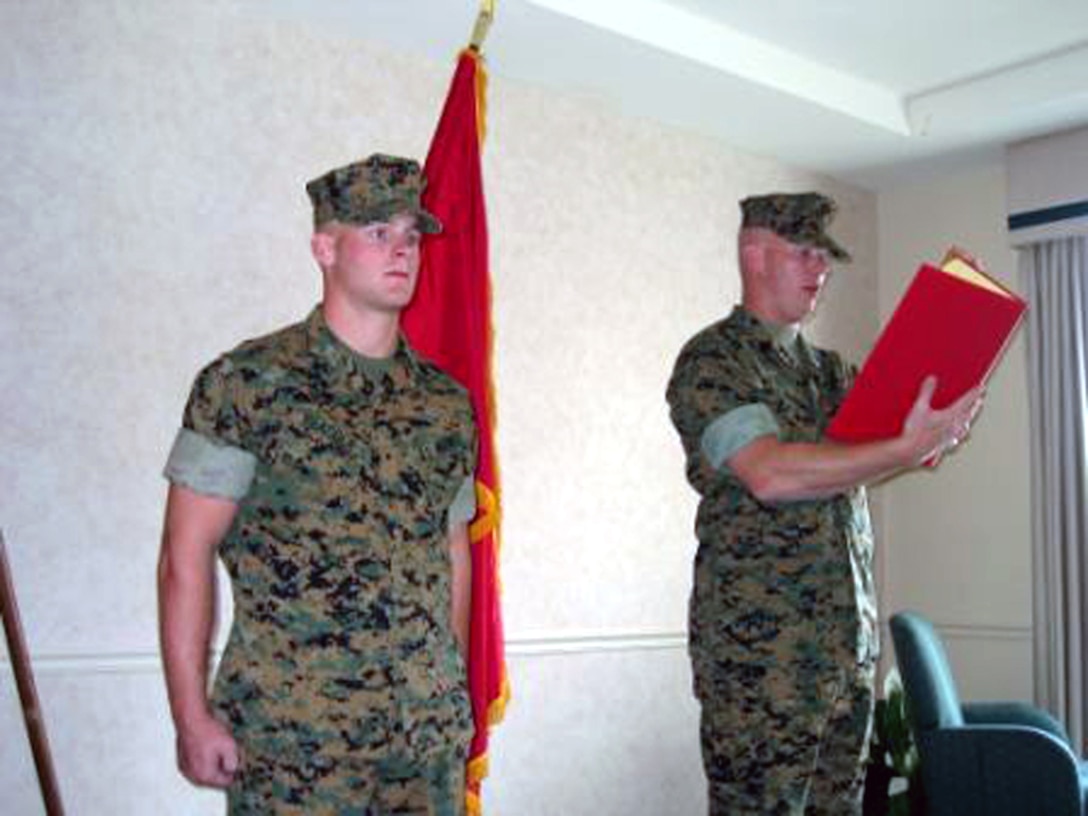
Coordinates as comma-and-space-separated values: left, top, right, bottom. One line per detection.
0, 1, 876, 813
487, 82, 878, 640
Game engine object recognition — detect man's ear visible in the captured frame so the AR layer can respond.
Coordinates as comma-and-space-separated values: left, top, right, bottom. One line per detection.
738, 236, 766, 277
311, 229, 336, 267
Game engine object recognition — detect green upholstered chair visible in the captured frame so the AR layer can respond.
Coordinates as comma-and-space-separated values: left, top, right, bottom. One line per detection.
889, 611, 1088, 816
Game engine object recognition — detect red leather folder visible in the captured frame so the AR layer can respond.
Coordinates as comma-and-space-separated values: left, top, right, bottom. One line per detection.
826, 251, 1027, 444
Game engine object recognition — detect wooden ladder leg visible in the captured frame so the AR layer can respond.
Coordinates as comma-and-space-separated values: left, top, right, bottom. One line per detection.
1, 530, 66, 816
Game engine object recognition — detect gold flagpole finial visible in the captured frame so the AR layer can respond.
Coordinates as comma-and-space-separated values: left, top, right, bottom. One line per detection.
468, 0, 495, 52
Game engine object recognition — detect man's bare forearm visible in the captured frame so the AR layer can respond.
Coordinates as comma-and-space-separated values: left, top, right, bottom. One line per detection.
728, 378, 984, 503
157, 486, 238, 729
158, 538, 217, 728
448, 522, 472, 658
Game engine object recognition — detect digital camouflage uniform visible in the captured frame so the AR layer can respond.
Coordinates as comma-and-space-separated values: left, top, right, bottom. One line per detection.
667, 305, 879, 816
164, 306, 477, 815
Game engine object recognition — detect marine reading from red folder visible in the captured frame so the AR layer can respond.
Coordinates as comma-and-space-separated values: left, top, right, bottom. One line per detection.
826, 248, 1027, 444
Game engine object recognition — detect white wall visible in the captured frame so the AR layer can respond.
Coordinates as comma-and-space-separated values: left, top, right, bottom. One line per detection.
0, 2, 879, 815
1007, 126, 1088, 214
876, 163, 1034, 702
1007, 125, 1088, 244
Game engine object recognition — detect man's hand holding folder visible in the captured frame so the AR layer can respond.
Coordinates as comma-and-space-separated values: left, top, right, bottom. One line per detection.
901, 375, 985, 467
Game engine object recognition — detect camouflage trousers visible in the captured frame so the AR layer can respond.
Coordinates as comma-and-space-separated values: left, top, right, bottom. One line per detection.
697, 660, 875, 816
226, 746, 467, 816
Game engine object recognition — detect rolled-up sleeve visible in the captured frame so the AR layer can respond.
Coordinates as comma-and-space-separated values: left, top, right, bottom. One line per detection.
699, 404, 780, 470
163, 427, 257, 500
668, 333, 781, 474
447, 475, 477, 526
164, 354, 257, 501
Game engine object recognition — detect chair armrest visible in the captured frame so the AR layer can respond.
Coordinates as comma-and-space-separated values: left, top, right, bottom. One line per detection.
962, 701, 1072, 746
921, 726, 1083, 816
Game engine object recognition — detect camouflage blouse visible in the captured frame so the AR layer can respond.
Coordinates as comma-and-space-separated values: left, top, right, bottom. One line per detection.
666, 307, 878, 694
165, 307, 477, 769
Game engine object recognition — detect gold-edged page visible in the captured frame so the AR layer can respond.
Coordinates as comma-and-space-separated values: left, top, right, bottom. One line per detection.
939, 247, 1016, 298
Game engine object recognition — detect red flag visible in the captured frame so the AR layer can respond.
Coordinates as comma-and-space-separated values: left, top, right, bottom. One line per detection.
402, 49, 508, 815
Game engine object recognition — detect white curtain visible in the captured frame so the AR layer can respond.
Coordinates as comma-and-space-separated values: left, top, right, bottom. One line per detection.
1020, 234, 1088, 753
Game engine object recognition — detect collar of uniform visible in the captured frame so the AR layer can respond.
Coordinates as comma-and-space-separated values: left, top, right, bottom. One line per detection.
731, 306, 816, 368
731, 305, 798, 346
303, 305, 422, 387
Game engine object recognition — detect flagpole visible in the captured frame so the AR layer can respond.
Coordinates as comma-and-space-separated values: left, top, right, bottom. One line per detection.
468, 0, 495, 52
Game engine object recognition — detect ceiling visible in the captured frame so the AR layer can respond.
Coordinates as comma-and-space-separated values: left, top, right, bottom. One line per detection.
261, 0, 1088, 190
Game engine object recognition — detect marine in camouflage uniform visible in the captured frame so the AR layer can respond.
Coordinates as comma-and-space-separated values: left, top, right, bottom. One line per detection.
667, 195, 981, 814
159, 154, 476, 815
668, 306, 878, 815
667, 193, 878, 815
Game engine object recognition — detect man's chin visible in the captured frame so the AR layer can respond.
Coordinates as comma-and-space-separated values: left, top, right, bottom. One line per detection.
384, 283, 417, 307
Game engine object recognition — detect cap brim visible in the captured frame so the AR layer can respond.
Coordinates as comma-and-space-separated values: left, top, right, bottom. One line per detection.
416, 209, 442, 234
338, 203, 443, 234
384, 204, 442, 234
815, 234, 851, 263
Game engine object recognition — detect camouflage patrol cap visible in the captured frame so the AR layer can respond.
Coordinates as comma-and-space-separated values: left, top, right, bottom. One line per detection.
740, 192, 851, 262
306, 153, 441, 233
